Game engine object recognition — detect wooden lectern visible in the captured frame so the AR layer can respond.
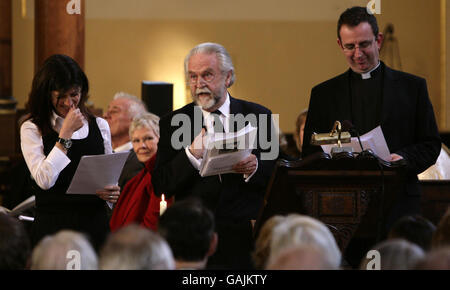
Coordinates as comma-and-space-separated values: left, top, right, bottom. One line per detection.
254, 152, 407, 254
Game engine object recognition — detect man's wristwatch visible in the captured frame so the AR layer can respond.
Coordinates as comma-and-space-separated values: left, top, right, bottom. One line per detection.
57, 137, 72, 150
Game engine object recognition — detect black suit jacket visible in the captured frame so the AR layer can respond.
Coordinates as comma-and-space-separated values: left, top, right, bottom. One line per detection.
153, 96, 276, 223
303, 62, 441, 197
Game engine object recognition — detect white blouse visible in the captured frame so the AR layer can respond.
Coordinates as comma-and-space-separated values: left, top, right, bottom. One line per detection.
20, 112, 112, 190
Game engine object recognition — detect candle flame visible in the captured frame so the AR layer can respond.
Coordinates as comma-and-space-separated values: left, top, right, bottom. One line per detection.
161, 194, 165, 202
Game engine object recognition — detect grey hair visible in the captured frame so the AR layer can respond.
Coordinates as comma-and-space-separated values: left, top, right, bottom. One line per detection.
129, 112, 160, 139
99, 224, 175, 270
184, 42, 235, 87
269, 214, 342, 269
113, 91, 148, 118
30, 230, 98, 270
360, 239, 425, 270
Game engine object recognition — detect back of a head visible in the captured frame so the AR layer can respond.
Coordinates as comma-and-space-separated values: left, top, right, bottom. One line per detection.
158, 198, 215, 265
252, 215, 287, 269
360, 239, 425, 270
30, 230, 97, 270
432, 207, 450, 249
266, 245, 336, 270
100, 224, 175, 270
0, 214, 31, 270
414, 247, 450, 270
269, 214, 341, 269
388, 215, 436, 251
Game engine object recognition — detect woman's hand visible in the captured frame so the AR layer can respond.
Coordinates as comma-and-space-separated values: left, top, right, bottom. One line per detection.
59, 106, 85, 139
96, 185, 121, 204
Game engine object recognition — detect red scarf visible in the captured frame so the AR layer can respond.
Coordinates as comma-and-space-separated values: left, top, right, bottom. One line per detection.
110, 155, 173, 232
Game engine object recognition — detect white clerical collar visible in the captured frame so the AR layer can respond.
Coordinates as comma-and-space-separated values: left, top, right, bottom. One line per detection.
359, 61, 381, 80
114, 141, 133, 153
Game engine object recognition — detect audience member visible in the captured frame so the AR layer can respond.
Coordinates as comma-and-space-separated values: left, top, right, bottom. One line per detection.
293, 109, 308, 156
110, 113, 173, 232
158, 198, 217, 269
266, 245, 336, 270
20, 54, 119, 250
268, 214, 341, 269
0, 214, 31, 270
418, 144, 450, 180
252, 215, 286, 269
388, 215, 436, 251
414, 247, 450, 270
103, 92, 148, 190
360, 239, 425, 270
30, 230, 98, 270
99, 224, 175, 270
431, 207, 450, 249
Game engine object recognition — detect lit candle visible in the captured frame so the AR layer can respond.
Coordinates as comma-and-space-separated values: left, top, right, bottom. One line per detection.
160, 194, 167, 216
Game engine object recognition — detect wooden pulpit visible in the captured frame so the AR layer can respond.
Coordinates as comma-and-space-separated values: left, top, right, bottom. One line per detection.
254, 151, 407, 254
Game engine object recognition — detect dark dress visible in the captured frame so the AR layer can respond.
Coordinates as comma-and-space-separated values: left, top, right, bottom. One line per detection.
31, 117, 109, 251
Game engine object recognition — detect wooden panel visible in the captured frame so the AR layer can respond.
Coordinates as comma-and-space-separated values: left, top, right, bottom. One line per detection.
420, 180, 450, 225
0, 0, 12, 98
319, 192, 356, 217
0, 114, 15, 156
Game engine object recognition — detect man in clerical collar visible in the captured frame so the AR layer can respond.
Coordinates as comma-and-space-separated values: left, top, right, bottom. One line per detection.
302, 6, 441, 267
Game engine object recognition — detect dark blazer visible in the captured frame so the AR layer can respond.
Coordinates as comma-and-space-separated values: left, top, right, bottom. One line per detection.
153, 95, 276, 223
302, 62, 441, 199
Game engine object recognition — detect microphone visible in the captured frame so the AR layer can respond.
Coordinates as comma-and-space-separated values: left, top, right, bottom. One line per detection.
342, 120, 364, 152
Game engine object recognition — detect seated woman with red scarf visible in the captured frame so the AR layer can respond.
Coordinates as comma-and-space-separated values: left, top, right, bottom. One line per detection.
110, 113, 173, 231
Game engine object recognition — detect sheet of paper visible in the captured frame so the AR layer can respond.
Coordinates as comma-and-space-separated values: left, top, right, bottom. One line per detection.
66, 151, 130, 194
200, 148, 252, 177
320, 126, 391, 161
199, 124, 257, 177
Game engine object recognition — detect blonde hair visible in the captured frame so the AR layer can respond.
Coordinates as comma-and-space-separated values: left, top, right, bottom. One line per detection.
252, 215, 287, 269
269, 214, 341, 269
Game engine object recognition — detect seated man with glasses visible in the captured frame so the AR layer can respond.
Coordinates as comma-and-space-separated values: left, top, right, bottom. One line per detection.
302, 6, 441, 266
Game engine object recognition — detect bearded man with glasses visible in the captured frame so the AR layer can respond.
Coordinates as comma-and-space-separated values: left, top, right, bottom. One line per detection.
153, 42, 276, 269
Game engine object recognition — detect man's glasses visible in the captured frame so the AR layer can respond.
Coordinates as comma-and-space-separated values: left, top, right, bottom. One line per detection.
342, 38, 376, 52
188, 71, 217, 84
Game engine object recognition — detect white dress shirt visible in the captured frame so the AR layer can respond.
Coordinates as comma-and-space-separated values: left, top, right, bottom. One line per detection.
113, 141, 133, 153
20, 111, 112, 190
185, 94, 257, 181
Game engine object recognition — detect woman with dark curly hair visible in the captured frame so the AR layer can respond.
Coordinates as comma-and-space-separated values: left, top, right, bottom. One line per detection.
21, 54, 119, 250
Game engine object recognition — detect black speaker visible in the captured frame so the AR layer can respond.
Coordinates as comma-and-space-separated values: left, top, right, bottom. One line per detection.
141, 81, 173, 118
